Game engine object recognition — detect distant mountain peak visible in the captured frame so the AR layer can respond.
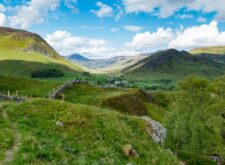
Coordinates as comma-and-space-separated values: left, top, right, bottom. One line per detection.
68, 54, 90, 61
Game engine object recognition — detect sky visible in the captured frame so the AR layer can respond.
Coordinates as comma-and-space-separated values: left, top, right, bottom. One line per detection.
1, 0, 225, 59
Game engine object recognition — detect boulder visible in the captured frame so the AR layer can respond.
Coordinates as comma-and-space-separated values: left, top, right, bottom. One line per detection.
141, 116, 167, 144
55, 121, 64, 127
123, 144, 138, 157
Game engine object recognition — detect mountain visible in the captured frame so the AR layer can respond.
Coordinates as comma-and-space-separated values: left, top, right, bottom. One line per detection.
68, 54, 90, 61
190, 46, 225, 64
123, 49, 225, 76
0, 27, 83, 77
0, 27, 59, 58
191, 46, 225, 55
68, 54, 145, 69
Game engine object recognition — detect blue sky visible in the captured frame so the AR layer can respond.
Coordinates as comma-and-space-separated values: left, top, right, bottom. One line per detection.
1, 0, 225, 58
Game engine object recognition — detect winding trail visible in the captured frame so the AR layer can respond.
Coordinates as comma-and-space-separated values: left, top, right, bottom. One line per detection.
0, 107, 21, 165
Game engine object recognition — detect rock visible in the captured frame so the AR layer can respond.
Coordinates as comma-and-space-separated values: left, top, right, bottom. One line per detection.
179, 161, 186, 165
211, 156, 220, 162
123, 144, 139, 157
141, 116, 167, 144
55, 121, 64, 127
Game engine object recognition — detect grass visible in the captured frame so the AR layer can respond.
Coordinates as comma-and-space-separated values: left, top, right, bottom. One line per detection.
0, 75, 60, 97
145, 103, 165, 123
0, 51, 83, 78
0, 29, 84, 78
0, 102, 14, 161
63, 84, 125, 106
191, 46, 225, 55
178, 151, 216, 165
3, 99, 179, 165
101, 90, 152, 116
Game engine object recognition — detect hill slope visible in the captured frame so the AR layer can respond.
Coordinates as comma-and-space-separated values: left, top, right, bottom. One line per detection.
123, 49, 225, 76
0, 27, 83, 77
1, 99, 179, 164
191, 46, 225, 55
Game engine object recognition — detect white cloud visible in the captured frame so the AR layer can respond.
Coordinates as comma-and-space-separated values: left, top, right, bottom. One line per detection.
45, 30, 138, 58
91, 2, 113, 18
125, 21, 225, 52
122, 0, 225, 21
114, 4, 124, 20
124, 25, 144, 32
190, 0, 225, 21
0, 13, 6, 26
125, 27, 175, 51
197, 17, 207, 22
7, 0, 60, 29
45, 30, 113, 58
123, 0, 154, 14
0, 4, 6, 12
176, 14, 193, 19
64, 0, 79, 13
169, 21, 225, 50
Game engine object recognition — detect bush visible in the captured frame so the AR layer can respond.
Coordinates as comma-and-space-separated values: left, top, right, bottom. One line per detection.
31, 69, 64, 78
101, 90, 154, 116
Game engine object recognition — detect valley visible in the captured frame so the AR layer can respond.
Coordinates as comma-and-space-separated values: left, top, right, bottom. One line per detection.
0, 27, 225, 165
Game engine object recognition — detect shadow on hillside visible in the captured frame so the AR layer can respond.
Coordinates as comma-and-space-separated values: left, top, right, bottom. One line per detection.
0, 60, 78, 77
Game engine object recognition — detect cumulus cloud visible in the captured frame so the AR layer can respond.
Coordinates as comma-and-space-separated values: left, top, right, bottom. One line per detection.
45, 30, 113, 58
91, 2, 113, 18
125, 28, 175, 51
125, 21, 225, 52
169, 21, 225, 50
7, 0, 60, 29
124, 25, 144, 32
122, 0, 225, 21
0, 13, 6, 26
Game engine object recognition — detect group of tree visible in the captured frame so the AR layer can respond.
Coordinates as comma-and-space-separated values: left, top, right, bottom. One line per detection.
165, 76, 225, 163
31, 69, 64, 78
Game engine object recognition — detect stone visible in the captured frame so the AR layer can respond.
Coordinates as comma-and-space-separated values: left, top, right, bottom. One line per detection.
141, 116, 167, 144
179, 161, 186, 165
123, 144, 138, 157
55, 121, 64, 127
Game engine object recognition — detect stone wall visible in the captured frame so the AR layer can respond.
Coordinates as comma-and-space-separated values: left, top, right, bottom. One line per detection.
49, 79, 88, 99
0, 94, 27, 102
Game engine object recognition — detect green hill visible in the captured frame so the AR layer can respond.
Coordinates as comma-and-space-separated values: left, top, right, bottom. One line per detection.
0, 27, 84, 77
0, 99, 179, 164
122, 49, 225, 88
123, 49, 225, 75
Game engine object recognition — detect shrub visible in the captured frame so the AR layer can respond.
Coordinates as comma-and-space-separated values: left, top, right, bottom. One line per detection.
31, 69, 64, 78
101, 90, 154, 116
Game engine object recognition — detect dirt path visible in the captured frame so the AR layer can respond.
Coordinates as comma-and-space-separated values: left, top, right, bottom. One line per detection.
0, 108, 21, 165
